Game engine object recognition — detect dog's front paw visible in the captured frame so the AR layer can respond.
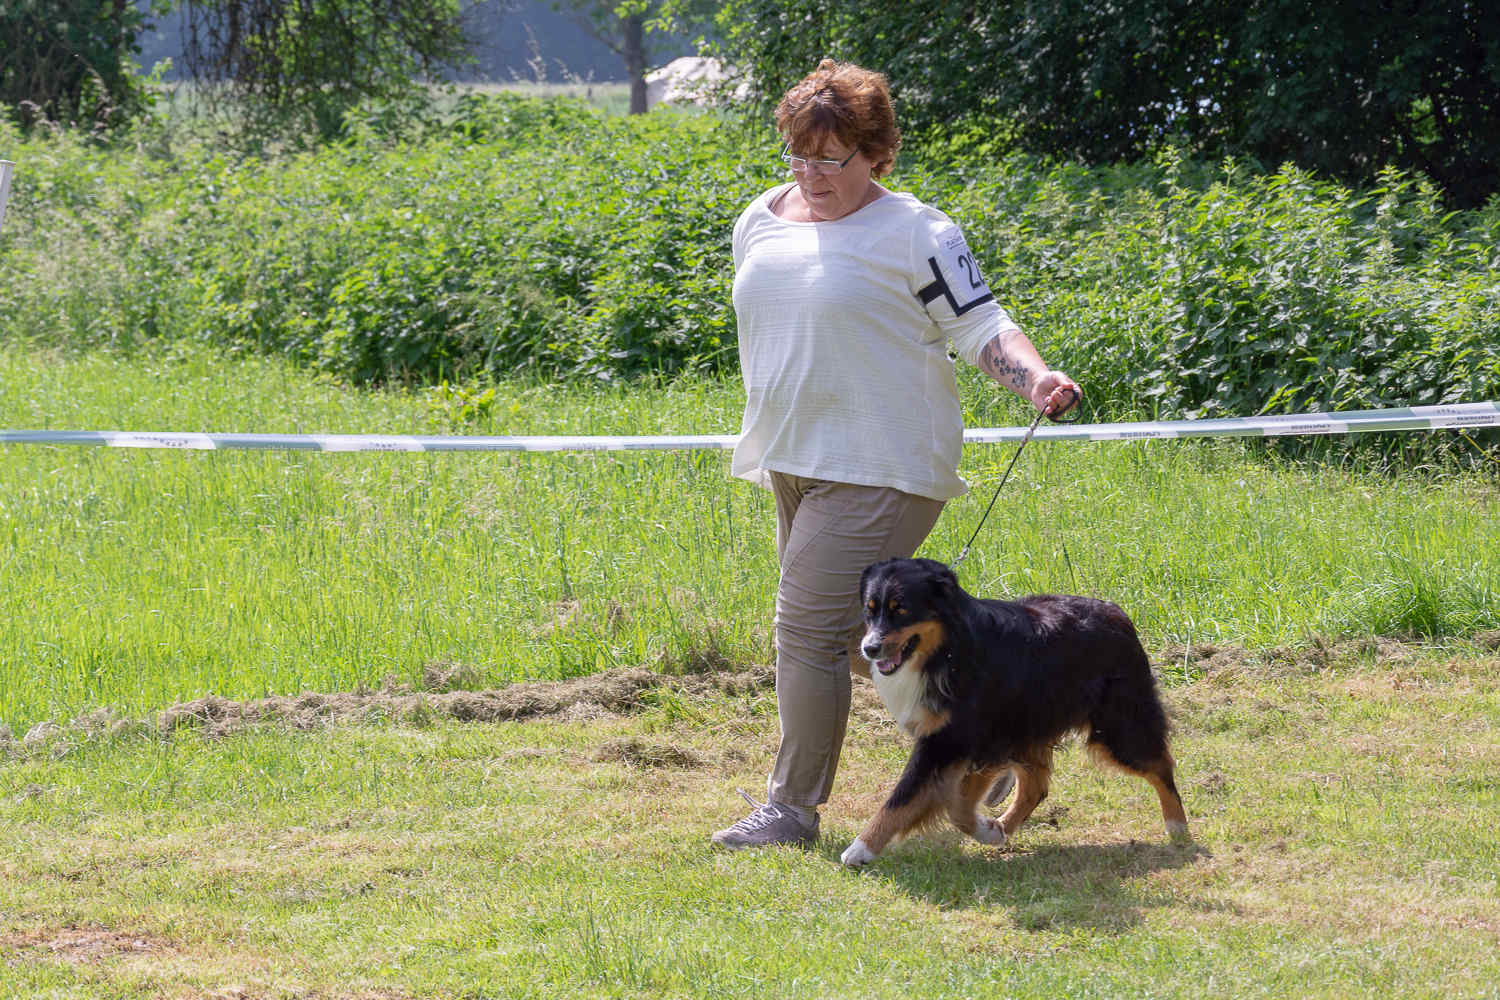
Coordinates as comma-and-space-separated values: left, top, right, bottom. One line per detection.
972, 815, 1007, 845
840, 837, 877, 867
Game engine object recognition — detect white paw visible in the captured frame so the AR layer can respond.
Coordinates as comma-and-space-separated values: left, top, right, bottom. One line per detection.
972, 816, 1007, 845
841, 837, 877, 867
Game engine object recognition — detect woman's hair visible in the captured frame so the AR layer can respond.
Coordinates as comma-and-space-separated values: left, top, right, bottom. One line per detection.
775, 59, 901, 177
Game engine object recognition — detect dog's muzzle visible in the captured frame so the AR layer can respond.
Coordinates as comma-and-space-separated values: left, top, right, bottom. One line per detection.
861, 629, 918, 676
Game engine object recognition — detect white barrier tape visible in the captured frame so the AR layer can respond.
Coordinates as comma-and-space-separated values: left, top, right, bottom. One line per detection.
967, 402, 1500, 443
0, 160, 13, 232
1, 403, 1496, 454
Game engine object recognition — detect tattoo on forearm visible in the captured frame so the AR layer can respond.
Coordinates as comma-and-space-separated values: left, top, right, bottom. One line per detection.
980, 339, 1034, 392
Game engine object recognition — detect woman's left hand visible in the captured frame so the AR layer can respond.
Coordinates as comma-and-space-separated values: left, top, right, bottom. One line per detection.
1031, 371, 1081, 419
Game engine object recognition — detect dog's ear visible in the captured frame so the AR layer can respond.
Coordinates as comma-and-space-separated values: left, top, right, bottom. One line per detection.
932, 562, 960, 596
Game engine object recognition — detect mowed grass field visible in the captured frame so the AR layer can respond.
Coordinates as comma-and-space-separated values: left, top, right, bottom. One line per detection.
1, 341, 1498, 998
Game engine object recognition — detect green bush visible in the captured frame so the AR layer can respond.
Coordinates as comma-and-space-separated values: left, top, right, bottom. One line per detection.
905, 141, 1500, 417
0, 95, 1497, 417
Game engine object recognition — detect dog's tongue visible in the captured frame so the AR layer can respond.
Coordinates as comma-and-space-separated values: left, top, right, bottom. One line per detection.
873, 656, 899, 675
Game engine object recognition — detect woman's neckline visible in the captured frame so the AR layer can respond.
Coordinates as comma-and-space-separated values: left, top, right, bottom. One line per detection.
766, 182, 893, 224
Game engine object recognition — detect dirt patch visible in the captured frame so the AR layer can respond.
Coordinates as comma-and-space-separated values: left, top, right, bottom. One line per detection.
1157, 635, 1434, 680
153, 664, 778, 739
592, 737, 709, 769
2, 924, 174, 964
14, 632, 1481, 749
672, 662, 776, 699
156, 668, 666, 737
419, 659, 484, 692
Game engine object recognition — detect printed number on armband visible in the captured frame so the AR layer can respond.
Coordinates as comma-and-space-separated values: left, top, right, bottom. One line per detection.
928, 228, 994, 315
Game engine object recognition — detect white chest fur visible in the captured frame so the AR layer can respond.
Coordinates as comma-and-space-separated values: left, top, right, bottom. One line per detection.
870, 664, 928, 737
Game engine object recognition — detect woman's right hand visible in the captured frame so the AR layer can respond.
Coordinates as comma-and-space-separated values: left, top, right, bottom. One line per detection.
1031, 372, 1081, 419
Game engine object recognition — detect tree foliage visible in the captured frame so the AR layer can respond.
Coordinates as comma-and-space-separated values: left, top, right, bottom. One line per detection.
181, 0, 472, 139
0, 0, 166, 129
711, 0, 1500, 207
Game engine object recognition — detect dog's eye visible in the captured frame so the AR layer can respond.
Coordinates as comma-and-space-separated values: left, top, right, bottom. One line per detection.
887, 599, 903, 615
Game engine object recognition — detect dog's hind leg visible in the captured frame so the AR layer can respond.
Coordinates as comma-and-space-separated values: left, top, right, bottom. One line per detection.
1087, 670, 1189, 838
1088, 742, 1189, 838
948, 765, 1011, 845
998, 752, 1054, 836
1145, 755, 1189, 838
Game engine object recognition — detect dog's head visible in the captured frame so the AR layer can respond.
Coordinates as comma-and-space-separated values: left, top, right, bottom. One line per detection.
858, 558, 959, 676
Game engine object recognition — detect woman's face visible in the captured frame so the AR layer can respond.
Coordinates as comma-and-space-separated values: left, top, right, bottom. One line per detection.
786, 132, 875, 221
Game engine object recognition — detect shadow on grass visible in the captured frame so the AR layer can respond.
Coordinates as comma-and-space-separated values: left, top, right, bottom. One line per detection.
820, 835, 1215, 933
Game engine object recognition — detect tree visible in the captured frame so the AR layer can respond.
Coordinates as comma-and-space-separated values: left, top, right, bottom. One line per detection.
556, 1, 715, 113
710, 0, 1500, 207
1227, 1, 1500, 208
0, 0, 167, 129
181, 0, 473, 139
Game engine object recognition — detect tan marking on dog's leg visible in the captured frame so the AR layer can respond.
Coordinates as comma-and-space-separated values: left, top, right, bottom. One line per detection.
1148, 771, 1190, 837
998, 758, 1053, 836
1089, 745, 1189, 838
850, 766, 957, 860
948, 765, 1010, 844
1142, 751, 1189, 836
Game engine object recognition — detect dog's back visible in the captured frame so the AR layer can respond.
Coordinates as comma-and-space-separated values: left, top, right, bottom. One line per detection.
956, 591, 1170, 768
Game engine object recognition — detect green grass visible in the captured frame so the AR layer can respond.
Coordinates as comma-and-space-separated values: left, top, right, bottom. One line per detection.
2, 341, 1498, 732
1, 342, 1498, 997
451, 81, 635, 115
0, 645, 1496, 998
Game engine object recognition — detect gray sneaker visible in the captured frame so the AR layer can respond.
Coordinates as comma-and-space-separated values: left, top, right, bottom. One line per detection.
711, 790, 819, 849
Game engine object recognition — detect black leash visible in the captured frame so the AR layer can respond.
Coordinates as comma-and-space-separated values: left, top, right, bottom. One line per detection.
952, 388, 1080, 571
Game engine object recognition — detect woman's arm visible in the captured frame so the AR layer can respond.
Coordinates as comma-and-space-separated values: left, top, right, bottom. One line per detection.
976, 329, 1080, 417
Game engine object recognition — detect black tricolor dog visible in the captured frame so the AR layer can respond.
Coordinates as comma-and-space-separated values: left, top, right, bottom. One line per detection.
842, 557, 1187, 867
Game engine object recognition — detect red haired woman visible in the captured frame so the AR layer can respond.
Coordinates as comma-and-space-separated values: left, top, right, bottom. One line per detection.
713, 60, 1080, 849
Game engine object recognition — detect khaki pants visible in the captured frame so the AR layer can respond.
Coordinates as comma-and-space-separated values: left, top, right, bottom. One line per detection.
766, 473, 945, 808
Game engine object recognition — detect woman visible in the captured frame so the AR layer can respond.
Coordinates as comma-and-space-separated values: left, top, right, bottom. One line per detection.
712, 59, 1079, 850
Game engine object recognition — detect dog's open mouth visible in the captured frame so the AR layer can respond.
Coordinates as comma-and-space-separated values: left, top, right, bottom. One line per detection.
873, 633, 920, 676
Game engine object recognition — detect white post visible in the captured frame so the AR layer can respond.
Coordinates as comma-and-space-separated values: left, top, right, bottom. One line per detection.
0, 161, 13, 232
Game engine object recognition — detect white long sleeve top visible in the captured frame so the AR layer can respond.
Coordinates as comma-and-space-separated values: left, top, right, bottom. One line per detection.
730, 183, 1019, 501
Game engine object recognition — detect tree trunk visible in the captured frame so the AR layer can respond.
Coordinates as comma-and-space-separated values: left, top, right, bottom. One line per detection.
623, 13, 647, 114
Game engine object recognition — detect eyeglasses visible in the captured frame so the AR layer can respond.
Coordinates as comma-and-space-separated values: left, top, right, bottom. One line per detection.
780, 144, 858, 175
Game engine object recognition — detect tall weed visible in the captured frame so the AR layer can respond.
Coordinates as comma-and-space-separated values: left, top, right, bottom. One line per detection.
1, 97, 1497, 416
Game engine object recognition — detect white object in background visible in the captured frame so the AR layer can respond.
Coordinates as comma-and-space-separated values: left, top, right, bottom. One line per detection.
644, 57, 750, 109
0, 160, 13, 232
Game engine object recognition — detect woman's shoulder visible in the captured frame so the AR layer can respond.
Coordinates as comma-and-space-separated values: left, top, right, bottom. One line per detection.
734, 183, 793, 233
856, 189, 961, 236
740, 182, 794, 215
879, 190, 960, 228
